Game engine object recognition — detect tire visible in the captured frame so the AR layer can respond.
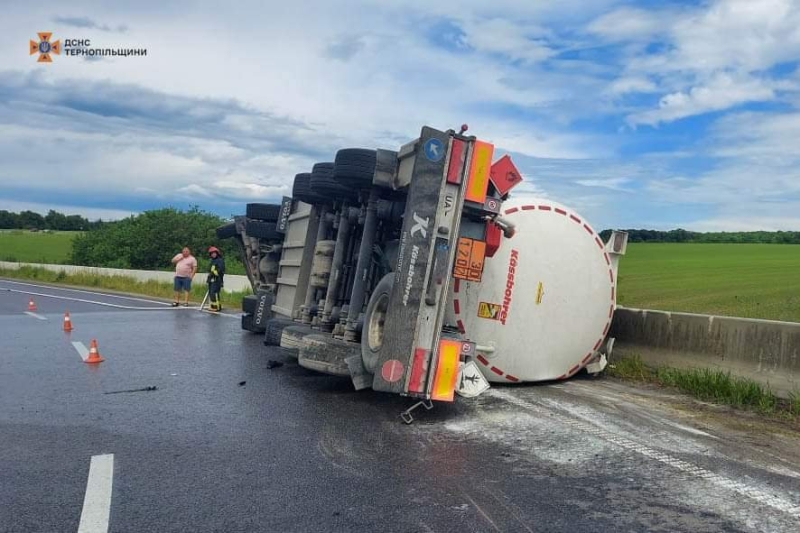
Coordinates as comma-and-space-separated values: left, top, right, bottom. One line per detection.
215, 222, 237, 240
264, 318, 294, 346
280, 325, 314, 351
333, 148, 376, 190
298, 334, 360, 377
242, 294, 259, 314
311, 162, 357, 202
293, 172, 324, 205
241, 314, 265, 333
361, 273, 393, 374
246, 203, 281, 221
245, 220, 281, 240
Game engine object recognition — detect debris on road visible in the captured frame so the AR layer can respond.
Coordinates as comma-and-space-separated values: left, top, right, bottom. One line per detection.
104, 386, 158, 395
238, 381, 246, 386
266, 360, 283, 369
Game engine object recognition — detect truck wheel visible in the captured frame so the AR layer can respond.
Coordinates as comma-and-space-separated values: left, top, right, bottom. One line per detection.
361, 273, 394, 374
246, 203, 281, 221
333, 148, 376, 190
242, 295, 259, 314
264, 318, 294, 346
311, 162, 358, 202
245, 220, 281, 240
215, 222, 237, 239
298, 334, 359, 377
241, 314, 265, 334
293, 172, 325, 205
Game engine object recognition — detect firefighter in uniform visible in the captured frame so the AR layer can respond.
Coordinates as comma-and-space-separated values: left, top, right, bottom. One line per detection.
207, 246, 225, 312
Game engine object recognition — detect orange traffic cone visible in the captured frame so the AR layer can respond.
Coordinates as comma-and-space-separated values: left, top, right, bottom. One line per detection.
84, 339, 104, 364
63, 311, 73, 332
28, 298, 37, 311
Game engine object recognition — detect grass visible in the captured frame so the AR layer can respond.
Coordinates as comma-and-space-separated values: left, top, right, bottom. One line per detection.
607, 354, 799, 419
0, 230, 78, 263
618, 243, 800, 322
0, 265, 251, 310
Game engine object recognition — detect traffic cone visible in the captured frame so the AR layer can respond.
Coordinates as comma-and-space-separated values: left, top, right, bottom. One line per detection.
63, 311, 73, 332
28, 298, 37, 311
84, 339, 104, 364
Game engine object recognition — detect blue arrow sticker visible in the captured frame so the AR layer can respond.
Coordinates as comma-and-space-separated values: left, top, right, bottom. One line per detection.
423, 138, 445, 162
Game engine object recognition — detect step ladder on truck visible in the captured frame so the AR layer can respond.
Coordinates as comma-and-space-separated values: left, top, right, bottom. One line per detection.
220, 125, 628, 423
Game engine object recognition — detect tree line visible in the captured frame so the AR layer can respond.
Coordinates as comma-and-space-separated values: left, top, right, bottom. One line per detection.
599, 229, 800, 244
70, 207, 244, 274
0, 209, 103, 231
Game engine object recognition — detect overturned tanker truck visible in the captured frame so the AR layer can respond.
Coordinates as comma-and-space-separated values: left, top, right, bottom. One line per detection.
218, 125, 628, 422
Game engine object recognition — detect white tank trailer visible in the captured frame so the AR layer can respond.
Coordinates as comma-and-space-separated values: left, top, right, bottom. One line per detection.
220, 125, 627, 420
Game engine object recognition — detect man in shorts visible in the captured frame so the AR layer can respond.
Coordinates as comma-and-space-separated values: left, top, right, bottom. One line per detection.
171, 247, 197, 307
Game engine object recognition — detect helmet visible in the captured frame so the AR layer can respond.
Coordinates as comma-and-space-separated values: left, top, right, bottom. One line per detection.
208, 246, 221, 256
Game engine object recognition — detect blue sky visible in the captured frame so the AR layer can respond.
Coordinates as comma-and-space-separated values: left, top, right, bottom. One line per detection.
1, 0, 800, 230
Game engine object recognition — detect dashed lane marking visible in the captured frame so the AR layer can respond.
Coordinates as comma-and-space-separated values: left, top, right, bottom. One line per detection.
72, 341, 89, 362
24, 311, 47, 320
77, 454, 114, 533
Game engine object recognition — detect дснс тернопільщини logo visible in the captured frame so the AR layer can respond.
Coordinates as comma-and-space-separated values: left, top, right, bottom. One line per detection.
29, 32, 61, 62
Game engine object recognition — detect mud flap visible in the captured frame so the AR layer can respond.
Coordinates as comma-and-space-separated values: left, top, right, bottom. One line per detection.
345, 355, 372, 391
253, 292, 273, 328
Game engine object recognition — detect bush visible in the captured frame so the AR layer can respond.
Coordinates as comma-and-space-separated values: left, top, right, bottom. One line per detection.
71, 207, 244, 274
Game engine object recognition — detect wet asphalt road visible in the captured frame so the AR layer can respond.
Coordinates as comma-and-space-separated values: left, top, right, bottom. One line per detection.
1, 278, 800, 533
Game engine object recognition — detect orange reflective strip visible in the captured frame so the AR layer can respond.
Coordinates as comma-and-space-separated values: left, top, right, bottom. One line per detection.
465, 141, 494, 204
431, 340, 461, 402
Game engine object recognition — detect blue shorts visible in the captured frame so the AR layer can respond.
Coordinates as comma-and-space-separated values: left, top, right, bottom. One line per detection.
174, 276, 192, 292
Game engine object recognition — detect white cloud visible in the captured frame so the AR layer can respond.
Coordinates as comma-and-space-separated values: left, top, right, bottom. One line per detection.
587, 7, 667, 41
576, 177, 632, 191
608, 76, 658, 95
627, 73, 778, 126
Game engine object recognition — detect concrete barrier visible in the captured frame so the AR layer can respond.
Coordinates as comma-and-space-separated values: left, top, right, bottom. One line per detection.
611, 307, 800, 398
0, 261, 252, 294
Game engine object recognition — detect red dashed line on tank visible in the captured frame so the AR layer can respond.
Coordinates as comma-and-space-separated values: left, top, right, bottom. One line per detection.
456, 203, 617, 383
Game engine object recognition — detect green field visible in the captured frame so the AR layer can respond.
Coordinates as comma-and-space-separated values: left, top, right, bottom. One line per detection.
0, 230, 78, 264
617, 243, 800, 322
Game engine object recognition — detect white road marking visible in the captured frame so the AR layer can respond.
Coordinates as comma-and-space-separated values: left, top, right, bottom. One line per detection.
3, 287, 172, 310
0, 279, 171, 306
24, 311, 47, 320
77, 454, 114, 533
3, 280, 239, 317
490, 390, 800, 519
72, 341, 89, 362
